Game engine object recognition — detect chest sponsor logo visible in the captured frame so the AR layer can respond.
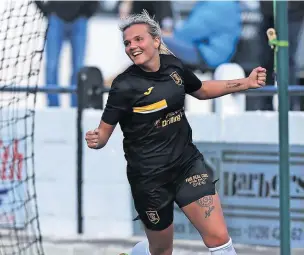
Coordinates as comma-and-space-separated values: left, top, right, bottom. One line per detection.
170, 71, 183, 86
154, 109, 184, 128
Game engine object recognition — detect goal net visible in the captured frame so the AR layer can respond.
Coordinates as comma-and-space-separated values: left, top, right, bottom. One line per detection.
0, 0, 47, 254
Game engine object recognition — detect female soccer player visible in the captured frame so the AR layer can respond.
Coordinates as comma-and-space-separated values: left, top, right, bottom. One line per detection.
85, 11, 266, 255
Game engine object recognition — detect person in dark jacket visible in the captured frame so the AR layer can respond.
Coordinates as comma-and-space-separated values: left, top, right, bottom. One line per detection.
36, 1, 98, 107
249, 1, 304, 111
119, 1, 174, 34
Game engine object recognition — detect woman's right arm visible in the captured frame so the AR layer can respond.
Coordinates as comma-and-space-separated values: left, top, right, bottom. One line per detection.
85, 121, 116, 149
85, 77, 131, 150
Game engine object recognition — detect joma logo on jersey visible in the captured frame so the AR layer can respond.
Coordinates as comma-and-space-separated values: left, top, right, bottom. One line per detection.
144, 87, 154, 95
186, 174, 209, 187
170, 71, 183, 85
146, 211, 160, 224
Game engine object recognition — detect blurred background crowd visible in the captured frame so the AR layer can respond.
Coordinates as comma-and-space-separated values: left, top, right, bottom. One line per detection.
35, 0, 304, 111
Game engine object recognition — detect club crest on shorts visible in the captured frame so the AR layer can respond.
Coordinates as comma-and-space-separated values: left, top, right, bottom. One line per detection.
146, 211, 160, 224
170, 71, 183, 86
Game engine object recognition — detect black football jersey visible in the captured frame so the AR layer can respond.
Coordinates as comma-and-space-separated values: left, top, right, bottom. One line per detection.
102, 54, 202, 185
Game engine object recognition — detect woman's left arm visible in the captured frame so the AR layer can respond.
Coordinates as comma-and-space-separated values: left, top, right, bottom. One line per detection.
191, 67, 267, 100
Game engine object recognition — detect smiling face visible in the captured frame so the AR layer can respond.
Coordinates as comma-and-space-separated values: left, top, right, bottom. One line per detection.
123, 23, 160, 71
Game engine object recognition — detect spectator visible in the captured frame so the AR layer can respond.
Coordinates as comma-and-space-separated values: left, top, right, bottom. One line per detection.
35, 1, 98, 107
249, 1, 304, 111
119, 1, 174, 34
162, 1, 242, 71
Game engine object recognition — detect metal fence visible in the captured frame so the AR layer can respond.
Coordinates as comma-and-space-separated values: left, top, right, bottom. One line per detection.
1, 66, 304, 235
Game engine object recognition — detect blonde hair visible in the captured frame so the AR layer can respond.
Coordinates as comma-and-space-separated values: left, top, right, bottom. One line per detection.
119, 10, 174, 55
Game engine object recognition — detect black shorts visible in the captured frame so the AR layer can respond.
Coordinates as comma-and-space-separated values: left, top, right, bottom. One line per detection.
131, 156, 216, 231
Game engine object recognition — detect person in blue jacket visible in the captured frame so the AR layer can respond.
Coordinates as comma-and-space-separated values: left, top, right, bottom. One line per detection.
163, 1, 242, 69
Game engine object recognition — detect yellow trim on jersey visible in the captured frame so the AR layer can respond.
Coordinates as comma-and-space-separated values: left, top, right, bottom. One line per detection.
133, 99, 167, 114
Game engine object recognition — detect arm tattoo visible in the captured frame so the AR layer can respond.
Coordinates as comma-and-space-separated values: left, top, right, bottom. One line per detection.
197, 195, 215, 218
226, 82, 242, 89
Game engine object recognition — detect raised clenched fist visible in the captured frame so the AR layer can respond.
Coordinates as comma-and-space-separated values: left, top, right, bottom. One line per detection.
85, 129, 100, 149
